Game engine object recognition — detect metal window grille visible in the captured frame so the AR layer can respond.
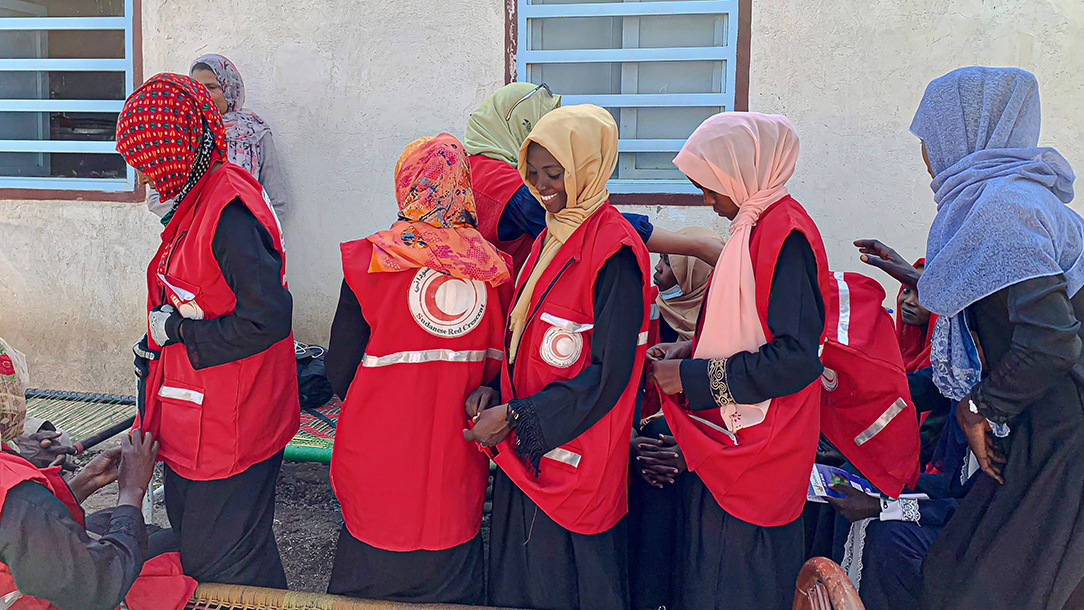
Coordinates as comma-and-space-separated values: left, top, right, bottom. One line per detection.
517, 0, 737, 194
0, 0, 135, 191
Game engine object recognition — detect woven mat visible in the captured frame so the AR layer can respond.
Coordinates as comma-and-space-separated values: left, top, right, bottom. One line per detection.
283, 398, 340, 463
25, 389, 337, 463
24, 389, 136, 443
187, 584, 516, 610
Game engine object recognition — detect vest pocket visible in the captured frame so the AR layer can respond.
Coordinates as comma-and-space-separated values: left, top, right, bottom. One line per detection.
156, 379, 204, 470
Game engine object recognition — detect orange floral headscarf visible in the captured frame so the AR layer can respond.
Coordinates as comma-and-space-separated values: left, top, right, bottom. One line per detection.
367, 134, 511, 286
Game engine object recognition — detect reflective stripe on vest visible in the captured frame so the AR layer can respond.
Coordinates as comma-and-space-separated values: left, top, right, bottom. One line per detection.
361, 348, 503, 368
158, 385, 204, 405
543, 447, 582, 468
833, 271, 851, 345
854, 397, 908, 446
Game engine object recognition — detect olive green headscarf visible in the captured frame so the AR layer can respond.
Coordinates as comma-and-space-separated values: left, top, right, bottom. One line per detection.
465, 83, 561, 166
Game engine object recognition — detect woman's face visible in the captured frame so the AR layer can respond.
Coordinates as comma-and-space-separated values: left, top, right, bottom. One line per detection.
690, 178, 739, 220
191, 68, 228, 115
897, 283, 932, 327
921, 140, 935, 180
135, 169, 151, 186
525, 142, 568, 214
654, 254, 678, 290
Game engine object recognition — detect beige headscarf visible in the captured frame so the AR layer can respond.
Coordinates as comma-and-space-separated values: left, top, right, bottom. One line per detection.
673, 112, 799, 433
0, 338, 29, 444
465, 83, 562, 166
657, 227, 724, 341
507, 105, 619, 363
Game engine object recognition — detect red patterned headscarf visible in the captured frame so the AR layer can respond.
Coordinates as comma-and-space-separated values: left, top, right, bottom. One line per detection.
116, 73, 227, 224
367, 134, 511, 286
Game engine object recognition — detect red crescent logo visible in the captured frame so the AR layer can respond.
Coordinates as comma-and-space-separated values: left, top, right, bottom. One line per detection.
423, 275, 464, 323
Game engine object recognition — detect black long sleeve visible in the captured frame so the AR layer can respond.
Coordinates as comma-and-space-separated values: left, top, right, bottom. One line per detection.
509, 246, 644, 470
971, 274, 1082, 422
179, 200, 293, 369
0, 482, 146, 610
325, 279, 372, 400
680, 230, 825, 410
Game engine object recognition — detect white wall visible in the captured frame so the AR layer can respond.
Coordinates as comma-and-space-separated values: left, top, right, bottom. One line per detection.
1, 0, 1082, 393
748, 0, 1084, 286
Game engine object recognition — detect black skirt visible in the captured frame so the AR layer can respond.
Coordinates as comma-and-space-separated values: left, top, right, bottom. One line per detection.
922, 378, 1084, 610
674, 473, 805, 610
163, 450, 286, 588
488, 469, 629, 610
326, 527, 484, 604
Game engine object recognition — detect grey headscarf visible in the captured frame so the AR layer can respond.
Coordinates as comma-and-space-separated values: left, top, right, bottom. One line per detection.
911, 66, 1082, 401
191, 54, 271, 178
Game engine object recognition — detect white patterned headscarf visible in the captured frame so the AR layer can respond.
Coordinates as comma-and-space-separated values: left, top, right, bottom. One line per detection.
191, 54, 272, 178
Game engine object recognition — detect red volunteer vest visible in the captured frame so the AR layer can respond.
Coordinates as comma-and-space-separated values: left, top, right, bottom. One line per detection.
330, 239, 512, 552
143, 163, 299, 481
495, 204, 651, 535
470, 154, 535, 275
0, 453, 196, 610
819, 272, 921, 496
662, 196, 831, 527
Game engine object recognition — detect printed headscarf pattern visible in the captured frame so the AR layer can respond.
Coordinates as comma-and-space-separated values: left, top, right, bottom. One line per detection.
367, 134, 511, 286
910, 67, 1082, 400
0, 338, 28, 444
507, 105, 618, 363
673, 112, 800, 433
116, 73, 227, 225
191, 54, 272, 178
465, 83, 562, 166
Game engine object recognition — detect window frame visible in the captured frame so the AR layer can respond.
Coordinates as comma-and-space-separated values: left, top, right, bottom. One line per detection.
504, 0, 750, 205
0, 0, 145, 202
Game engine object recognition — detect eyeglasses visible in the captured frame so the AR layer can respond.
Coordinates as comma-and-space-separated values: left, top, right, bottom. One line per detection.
505, 83, 554, 121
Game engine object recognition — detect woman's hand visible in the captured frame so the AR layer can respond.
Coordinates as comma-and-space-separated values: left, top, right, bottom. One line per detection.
633, 434, 687, 488
463, 404, 512, 446
69, 447, 122, 504
117, 430, 160, 508
957, 403, 1006, 484
647, 340, 693, 362
465, 386, 499, 420
853, 239, 921, 288
825, 485, 881, 523
648, 360, 684, 395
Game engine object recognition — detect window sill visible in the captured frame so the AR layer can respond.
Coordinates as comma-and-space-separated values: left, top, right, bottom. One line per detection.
0, 186, 145, 203
611, 193, 703, 206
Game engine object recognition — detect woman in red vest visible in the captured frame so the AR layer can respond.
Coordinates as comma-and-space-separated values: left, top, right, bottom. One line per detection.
117, 73, 298, 587
323, 134, 512, 603
464, 105, 652, 610
0, 347, 197, 609
464, 83, 723, 277
648, 113, 829, 610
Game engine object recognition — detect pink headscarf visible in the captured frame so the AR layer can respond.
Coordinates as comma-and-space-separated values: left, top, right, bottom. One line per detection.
673, 112, 800, 433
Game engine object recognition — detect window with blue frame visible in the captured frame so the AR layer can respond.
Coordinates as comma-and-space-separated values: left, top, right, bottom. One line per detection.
516, 0, 739, 195
0, 0, 136, 192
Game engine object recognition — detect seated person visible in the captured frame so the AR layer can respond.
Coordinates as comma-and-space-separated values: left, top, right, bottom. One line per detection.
827, 401, 977, 610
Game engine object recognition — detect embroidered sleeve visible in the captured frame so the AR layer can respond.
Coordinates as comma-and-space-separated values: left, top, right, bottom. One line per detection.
707, 357, 735, 407
900, 499, 921, 523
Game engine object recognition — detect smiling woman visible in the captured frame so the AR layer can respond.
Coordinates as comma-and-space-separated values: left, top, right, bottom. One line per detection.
466, 104, 653, 610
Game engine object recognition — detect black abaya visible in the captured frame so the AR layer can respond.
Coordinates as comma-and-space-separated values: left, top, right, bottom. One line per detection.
922, 274, 1084, 610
